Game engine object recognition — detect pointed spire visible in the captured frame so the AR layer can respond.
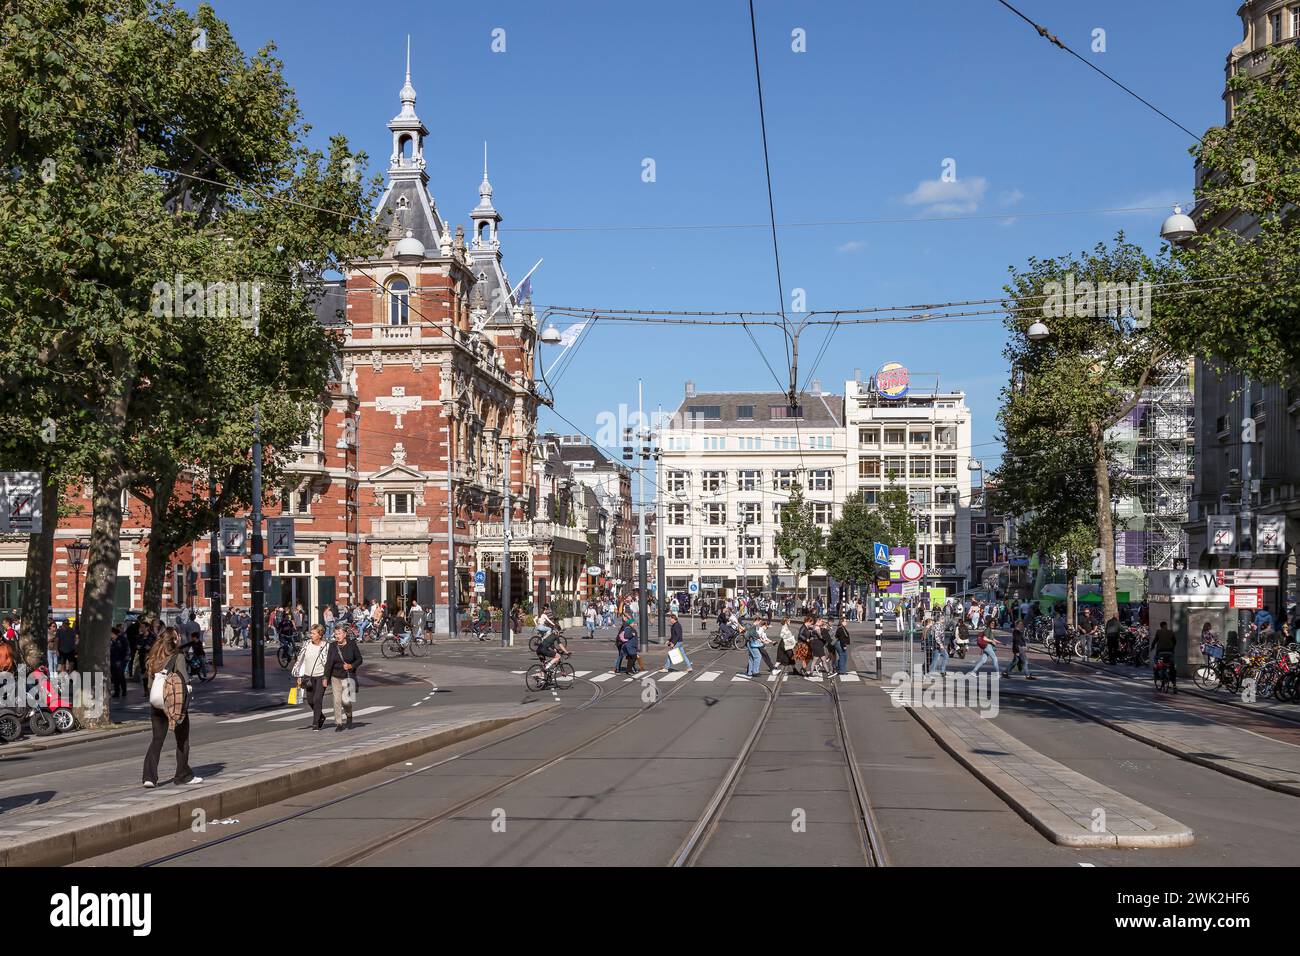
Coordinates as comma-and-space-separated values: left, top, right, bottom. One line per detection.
398, 34, 417, 116
479, 141, 493, 200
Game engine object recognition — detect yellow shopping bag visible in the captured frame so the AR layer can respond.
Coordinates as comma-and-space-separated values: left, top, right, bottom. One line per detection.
287, 686, 301, 705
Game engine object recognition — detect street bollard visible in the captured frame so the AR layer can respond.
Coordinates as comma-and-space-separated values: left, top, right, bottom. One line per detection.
874, 595, 882, 680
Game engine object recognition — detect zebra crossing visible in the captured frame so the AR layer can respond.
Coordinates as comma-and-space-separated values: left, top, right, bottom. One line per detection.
508, 667, 865, 687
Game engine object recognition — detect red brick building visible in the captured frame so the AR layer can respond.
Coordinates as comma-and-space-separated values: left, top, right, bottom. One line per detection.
4, 59, 591, 629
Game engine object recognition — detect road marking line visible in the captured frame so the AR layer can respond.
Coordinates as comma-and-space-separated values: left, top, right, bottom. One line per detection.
590, 672, 618, 683
659, 672, 686, 682
732, 674, 754, 682
219, 709, 291, 724
839, 673, 861, 682
696, 671, 722, 682
574, 670, 593, 677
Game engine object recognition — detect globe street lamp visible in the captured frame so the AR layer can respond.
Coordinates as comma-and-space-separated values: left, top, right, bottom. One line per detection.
1159, 205, 1198, 245
1026, 320, 1051, 342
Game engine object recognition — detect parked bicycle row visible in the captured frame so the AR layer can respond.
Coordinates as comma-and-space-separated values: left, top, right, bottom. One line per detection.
1194, 636, 1300, 703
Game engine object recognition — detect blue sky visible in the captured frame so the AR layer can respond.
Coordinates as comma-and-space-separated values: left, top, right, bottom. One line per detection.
194, 0, 1235, 466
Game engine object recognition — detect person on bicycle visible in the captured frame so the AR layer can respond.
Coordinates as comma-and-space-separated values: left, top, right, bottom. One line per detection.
476, 602, 491, 641
536, 604, 559, 640
536, 628, 568, 676
1051, 607, 1069, 657
1153, 620, 1178, 692
277, 609, 298, 654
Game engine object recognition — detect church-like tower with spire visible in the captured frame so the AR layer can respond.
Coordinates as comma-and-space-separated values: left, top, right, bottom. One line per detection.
264, 42, 590, 632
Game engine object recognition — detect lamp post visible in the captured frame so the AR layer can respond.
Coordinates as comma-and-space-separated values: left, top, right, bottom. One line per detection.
65, 540, 88, 634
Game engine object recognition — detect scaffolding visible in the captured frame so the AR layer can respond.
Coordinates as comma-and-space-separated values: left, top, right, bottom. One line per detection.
1130, 359, 1195, 569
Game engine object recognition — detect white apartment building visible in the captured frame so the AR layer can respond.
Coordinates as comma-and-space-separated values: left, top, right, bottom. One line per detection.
844, 372, 975, 594
657, 383, 846, 598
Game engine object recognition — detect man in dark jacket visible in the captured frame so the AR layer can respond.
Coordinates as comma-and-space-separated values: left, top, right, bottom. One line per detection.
1152, 621, 1177, 691
109, 626, 130, 697
834, 618, 852, 675
665, 613, 692, 671
1105, 616, 1122, 665
325, 626, 364, 731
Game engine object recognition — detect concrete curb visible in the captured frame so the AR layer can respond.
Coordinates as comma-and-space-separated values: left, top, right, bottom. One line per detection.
0, 722, 152, 756
906, 704, 1194, 849
0, 705, 552, 867
1001, 689, 1300, 799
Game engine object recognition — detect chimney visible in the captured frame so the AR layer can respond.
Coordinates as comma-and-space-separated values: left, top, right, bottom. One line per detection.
854, 368, 862, 383
810, 379, 822, 396
684, 380, 696, 398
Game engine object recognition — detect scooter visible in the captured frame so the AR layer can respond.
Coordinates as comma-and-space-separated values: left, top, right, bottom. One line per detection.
28, 666, 76, 735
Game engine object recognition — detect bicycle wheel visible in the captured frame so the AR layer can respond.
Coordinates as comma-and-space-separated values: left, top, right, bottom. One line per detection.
1193, 664, 1221, 690
708, 634, 723, 649
528, 634, 542, 652
381, 638, 400, 659
553, 662, 575, 690
277, 646, 291, 669
525, 664, 547, 691
408, 636, 427, 658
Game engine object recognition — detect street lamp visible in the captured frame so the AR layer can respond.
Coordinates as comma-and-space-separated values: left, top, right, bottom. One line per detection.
65, 540, 88, 633
539, 323, 563, 345
499, 434, 513, 648
1159, 205, 1198, 245
1026, 320, 1051, 342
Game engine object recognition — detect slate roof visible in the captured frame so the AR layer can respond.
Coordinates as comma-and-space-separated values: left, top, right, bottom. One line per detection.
665, 390, 843, 429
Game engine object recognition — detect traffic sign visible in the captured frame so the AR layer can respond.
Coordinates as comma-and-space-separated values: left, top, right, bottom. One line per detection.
901, 582, 921, 596
267, 516, 295, 557
900, 559, 924, 582
0, 471, 42, 534
873, 542, 890, 566
474, 570, 486, 585
218, 518, 246, 556
1230, 587, 1264, 610
1215, 569, 1279, 587
688, 581, 699, 594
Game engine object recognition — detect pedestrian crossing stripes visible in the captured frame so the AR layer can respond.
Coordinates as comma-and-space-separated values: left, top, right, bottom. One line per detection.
696, 671, 722, 682
266, 705, 391, 723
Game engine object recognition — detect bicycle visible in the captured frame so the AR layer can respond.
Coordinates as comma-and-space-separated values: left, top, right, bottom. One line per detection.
276, 636, 301, 669
1047, 630, 1077, 664
525, 652, 574, 691
1153, 654, 1174, 693
380, 631, 428, 659
186, 649, 217, 683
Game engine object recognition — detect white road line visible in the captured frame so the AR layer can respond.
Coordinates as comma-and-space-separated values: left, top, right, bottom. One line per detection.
219, 709, 292, 724
509, 670, 526, 675
731, 674, 754, 682
658, 672, 686, 682
696, 671, 722, 682
574, 670, 593, 677
268, 710, 320, 723
346, 706, 392, 718
590, 672, 618, 683
839, 673, 861, 682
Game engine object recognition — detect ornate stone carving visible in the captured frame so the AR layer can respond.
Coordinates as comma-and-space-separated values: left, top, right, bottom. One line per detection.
371, 349, 383, 372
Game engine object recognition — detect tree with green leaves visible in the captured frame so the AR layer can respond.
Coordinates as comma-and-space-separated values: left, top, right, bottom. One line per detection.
996, 236, 1174, 625
824, 491, 888, 592
1169, 43, 1300, 381
877, 479, 917, 554
0, 0, 378, 726
774, 480, 823, 604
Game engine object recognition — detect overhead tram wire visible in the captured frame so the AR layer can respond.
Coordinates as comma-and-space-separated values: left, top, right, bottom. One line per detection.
747, 0, 794, 395
993, 0, 1202, 142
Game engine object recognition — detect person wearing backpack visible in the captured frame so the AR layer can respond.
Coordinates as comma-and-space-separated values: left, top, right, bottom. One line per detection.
623, 622, 641, 676
142, 626, 200, 787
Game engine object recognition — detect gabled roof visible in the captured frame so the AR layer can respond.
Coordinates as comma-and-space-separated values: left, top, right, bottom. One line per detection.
665, 390, 843, 429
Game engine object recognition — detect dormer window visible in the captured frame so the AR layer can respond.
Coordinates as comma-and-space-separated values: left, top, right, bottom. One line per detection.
388, 277, 410, 325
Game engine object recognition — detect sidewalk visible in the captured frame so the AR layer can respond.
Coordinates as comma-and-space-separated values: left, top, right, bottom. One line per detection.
0, 700, 550, 866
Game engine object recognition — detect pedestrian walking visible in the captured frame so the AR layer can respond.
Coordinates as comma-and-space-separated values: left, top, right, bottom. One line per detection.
969, 627, 1001, 676
585, 603, 597, 639
293, 624, 330, 731
55, 618, 77, 673
834, 617, 852, 675
624, 623, 641, 676
743, 620, 763, 677
1005, 619, 1034, 679
45, 620, 58, 675
324, 625, 363, 730
927, 616, 948, 675
142, 627, 201, 787
664, 612, 692, 671
109, 625, 129, 697
1105, 615, 1121, 665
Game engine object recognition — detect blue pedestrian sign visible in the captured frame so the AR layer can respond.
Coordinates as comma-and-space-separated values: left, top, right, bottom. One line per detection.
873, 542, 890, 566
474, 570, 486, 586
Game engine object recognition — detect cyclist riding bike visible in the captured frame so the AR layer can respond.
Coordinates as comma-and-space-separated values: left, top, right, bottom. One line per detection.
536, 604, 559, 640
1152, 620, 1178, 692
536, 629, 568, 677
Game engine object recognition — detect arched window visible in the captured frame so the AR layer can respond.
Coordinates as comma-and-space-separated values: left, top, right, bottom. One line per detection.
388, 277, 410, 325
477, 221, 489, 242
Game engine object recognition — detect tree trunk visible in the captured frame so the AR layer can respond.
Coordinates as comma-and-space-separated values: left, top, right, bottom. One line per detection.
141, 471, 180, 617
77, 472, 125, 728
1090, 424, 1120, 624
18, 472, 59, 669
1066, 564, 1077, 627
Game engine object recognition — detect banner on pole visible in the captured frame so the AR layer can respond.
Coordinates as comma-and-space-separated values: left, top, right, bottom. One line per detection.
219, 518, 247, 556
1257, 515, 1285, 556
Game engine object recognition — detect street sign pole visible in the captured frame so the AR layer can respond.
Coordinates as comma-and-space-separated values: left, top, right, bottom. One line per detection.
250, 406, 265, 691
209, 473, 223, 668
501, 439, 511, 648
874, 586, 882, 680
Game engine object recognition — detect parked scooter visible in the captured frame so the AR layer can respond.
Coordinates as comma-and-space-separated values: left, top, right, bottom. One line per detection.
28, 665, 76, 735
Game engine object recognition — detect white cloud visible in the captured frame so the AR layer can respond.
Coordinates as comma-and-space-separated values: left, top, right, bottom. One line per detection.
999, 188, 1024, 207
837, 240, 866, 253
900, 176, 989, 216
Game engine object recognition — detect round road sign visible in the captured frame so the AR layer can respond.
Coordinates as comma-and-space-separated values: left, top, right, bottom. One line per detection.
901, 559, 924, 582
